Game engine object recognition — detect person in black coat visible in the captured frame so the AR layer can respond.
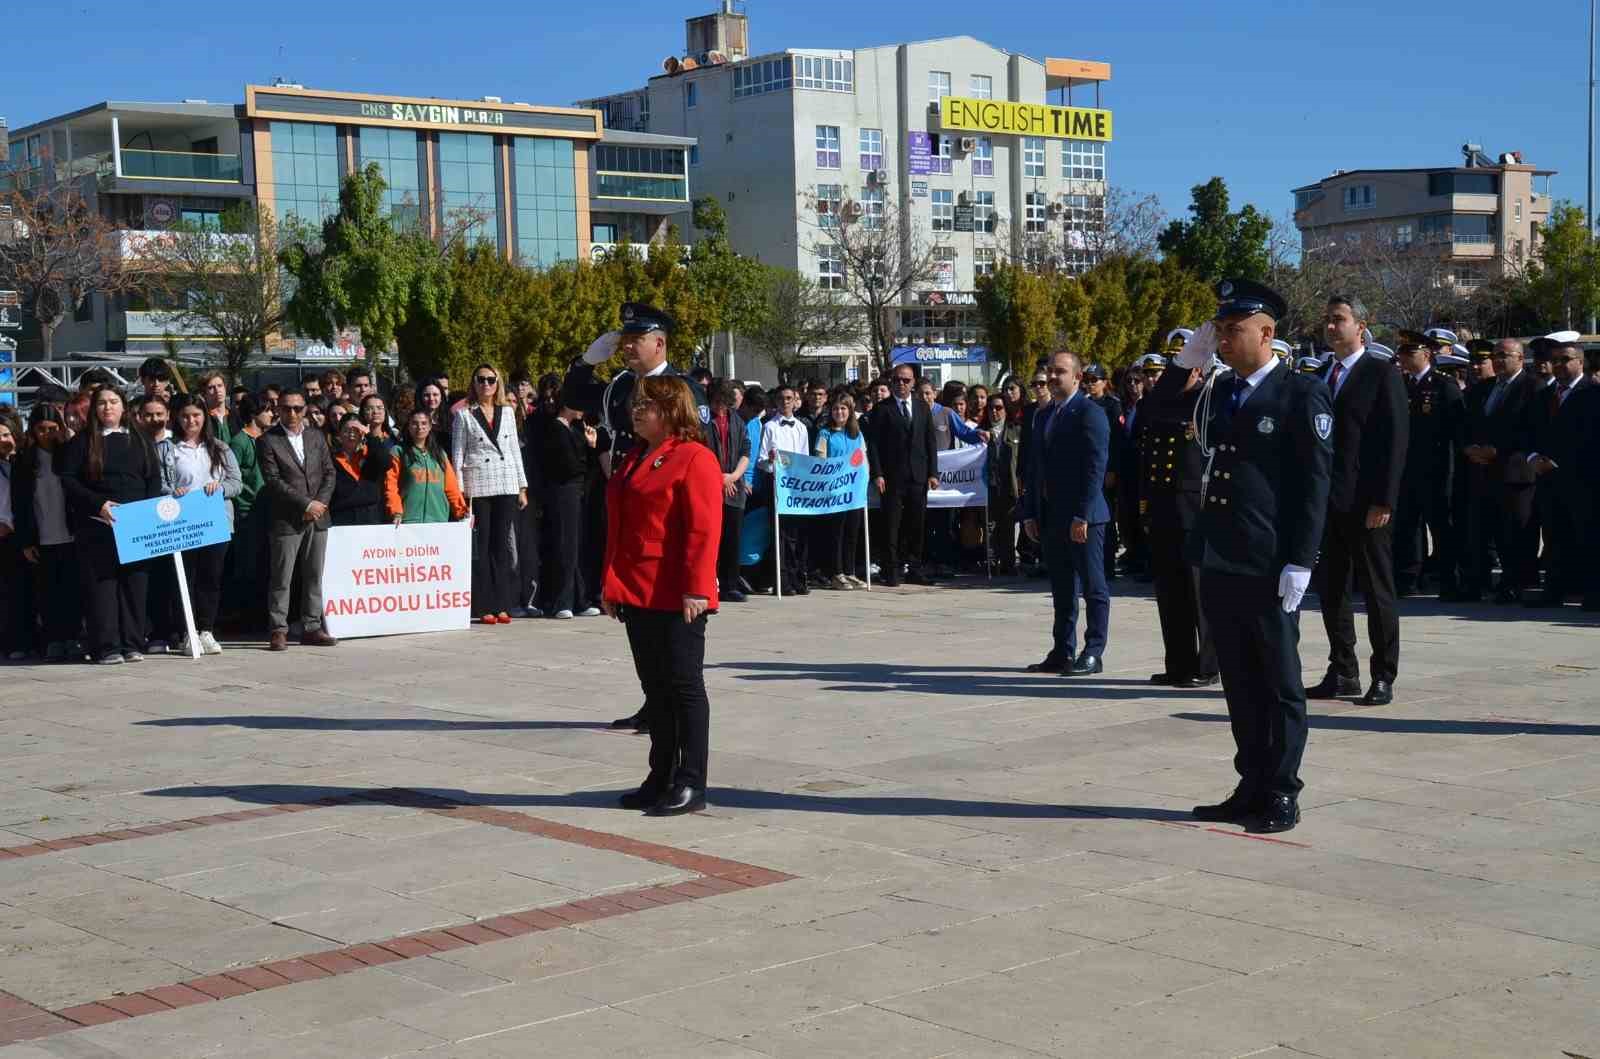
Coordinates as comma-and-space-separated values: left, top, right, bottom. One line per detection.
865, 364, 939, 586
1460, 338, 1544, 602
540, 404, 596, 618
1179, 280, 1332, 834
705, 380, 751, 602
1526, 335, 1600, 608
328, 414, 390, 527
1393, 331, 1465, 597
59, 387, 164, 664
1307, 296, 1409, 708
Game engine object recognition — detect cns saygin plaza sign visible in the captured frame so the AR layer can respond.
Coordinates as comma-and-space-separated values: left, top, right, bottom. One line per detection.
244, 86, 601, 139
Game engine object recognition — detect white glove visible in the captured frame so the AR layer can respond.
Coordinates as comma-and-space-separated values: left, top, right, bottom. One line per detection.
1277, 564, 1311, 613
1173, 321, 1217, 370
583, 330, 621, 366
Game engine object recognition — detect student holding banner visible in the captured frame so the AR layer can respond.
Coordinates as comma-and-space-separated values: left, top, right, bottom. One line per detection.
161, 395, 242, 656
812, 394, 868, 589
59, 387, 164, 665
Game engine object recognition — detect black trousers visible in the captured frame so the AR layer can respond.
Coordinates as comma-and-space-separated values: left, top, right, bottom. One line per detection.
581, 479, 607, 608
0, 537, 35, 654
517, 497, 541, 611
77, 521, 149, 657
181, 541, 229, 633
1393, 485, 1454, 590
623, 607, 710, 793
1147, 495, 1215, 679
817, 508, 861, 579
223, 504, 268, 629
1316, 509, 1400, 685
1539, 478, 1596, 599
717, 503, 744, 593
1040, 517, 1110, 661
541, 482, 585, 614
147, 547, 182, 642
1202, 570, 1308, 798
30, 542, 82, 645
881, 481, 928, 578
771, 514, 808, 593
989, 493, 1017, 572
1495, 482, 1538, 594
470, 493, 518, 616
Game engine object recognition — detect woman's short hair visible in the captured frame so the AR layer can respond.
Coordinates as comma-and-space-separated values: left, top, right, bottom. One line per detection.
635, 375, 704, 443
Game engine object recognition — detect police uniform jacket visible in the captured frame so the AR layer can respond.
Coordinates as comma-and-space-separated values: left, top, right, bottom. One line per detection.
559, 359, 708, 457
1187, 363, 1333, 578
1138, 367, 1208, 515
1401, 367, 1465, 495
601, 436, 722, 613
1316, 351, 1409, 514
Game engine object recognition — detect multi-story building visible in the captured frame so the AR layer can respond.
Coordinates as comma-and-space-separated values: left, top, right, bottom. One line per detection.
579, 4, 1114, 385
1292, 145, 1555, 292
2, 88, 693, 357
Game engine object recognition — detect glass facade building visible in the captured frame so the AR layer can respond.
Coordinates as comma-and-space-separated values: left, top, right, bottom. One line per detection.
438, 132, 500, 249
357, 127, 423, 230
268, 121, 340, 227
513, 137, 578, 268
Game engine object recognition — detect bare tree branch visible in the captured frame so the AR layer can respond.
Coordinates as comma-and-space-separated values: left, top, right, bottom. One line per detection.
0, 183, 129, 355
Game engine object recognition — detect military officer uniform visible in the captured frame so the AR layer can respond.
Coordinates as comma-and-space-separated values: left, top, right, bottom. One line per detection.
1394, 331, 1465, 596
1184, 279, 1333, 834
1138, 364, 1217, 687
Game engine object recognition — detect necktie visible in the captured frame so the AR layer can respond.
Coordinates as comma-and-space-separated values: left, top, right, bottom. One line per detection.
1227, 376, 1248, 414
1330, 361, 1345, 395
901, 400, 910, 418
1486, 381, 1505, 415
781, 419, 796, 427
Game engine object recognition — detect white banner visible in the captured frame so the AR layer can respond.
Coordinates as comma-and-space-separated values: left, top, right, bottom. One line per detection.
927, 445, 988, 509
321, 523, 472, 638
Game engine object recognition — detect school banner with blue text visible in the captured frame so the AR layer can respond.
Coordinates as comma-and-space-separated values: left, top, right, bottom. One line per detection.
928, 445, 988, 508
773, 449, 869, 516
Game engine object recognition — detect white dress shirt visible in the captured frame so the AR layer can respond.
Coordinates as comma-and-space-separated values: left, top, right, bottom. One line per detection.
759, 416, 810, 468
1233, 358, 1281, 408
284, 423, 306, 464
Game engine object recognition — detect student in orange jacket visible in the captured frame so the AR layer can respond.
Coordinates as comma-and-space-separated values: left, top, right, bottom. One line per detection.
385, 410, 468, 524
602, 376, 721, 817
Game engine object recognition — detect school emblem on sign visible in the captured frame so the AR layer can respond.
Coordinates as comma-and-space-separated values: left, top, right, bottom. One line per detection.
1256, 416, 1276, 435
155, 497, 181, 521
1314, 413, 1333, 440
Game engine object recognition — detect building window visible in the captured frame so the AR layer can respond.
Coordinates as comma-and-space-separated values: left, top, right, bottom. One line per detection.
936, 135, 953, 174
438, 132, 501, 248
1395, 223, 1412, 246
593, 144, 688, 200
859, 128, 883, 171
1062, 248, 1097, 276
974, 190, 996, 233
1062, 139, 1105, 181
929, 70, 952, 103
357, 127, 422, 230
733, 56, 793, 98
1063, 193, 1104, 227
1342, 184, 1376, 211
794, 55, 854, 92
1429, 172, 1499, 196
1025, 191, 1048, 233
973, 136, 993, 177
1294, 189, 1322, 211
1514, 197, 1522, 222
686, 82, 697, 109
815, 125, 841, 169
969, 74, 993, 100
1022, 136, 1045, 178
816, 183, 842, 229
592, 222, 618, 244
931, 188, 954, 232
861, 186, 884, 230
512, 136, 577, 267
268, 121, 340, 228
818, 247, 845, 290
689, 145, 700, 167
974, 247, 996, 278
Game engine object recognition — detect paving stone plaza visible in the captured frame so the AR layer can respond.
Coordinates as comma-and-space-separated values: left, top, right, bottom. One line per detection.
1, 581, 1597, 1057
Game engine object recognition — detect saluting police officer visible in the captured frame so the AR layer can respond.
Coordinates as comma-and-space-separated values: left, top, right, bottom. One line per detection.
1393, 330, 1465, 597
1138, 359, 1218, 687
560, 302, 709, 733
1174, 279, 1333, 834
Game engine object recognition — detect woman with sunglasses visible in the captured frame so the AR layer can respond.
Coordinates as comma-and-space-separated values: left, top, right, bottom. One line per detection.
161, 394, 243, 655
451, 363, 528, 625
603, 376, 722, 816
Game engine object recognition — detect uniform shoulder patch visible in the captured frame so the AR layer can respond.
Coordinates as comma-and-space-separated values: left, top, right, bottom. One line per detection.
1314, 413, 1333, 440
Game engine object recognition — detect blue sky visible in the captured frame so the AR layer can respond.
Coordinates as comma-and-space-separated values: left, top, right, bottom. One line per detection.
6, 0, 1591, 230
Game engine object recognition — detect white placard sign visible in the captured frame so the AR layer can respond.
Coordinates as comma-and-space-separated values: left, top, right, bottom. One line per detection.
321, 522, 472, 638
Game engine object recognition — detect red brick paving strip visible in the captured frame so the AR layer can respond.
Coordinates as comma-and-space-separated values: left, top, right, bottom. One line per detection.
5, 788, 797, 1044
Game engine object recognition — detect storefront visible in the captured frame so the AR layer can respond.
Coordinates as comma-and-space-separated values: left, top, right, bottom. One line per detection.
894, 290, 993, 386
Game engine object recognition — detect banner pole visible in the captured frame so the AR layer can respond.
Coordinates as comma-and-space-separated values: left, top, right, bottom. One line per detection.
862, 487, 872, 591
172, 551, 202, 659
772, 492, 782, 601
985, 493, 992, 583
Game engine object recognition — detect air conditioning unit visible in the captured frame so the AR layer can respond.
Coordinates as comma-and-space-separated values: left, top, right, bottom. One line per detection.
959, 137, 977, 153
927, 331, 945, 345
895, 333, 910, 345
962, 329, 978, 344
957, 191, 971, 206
869, 168, 889, 185
840, 200, 863, 221
1047, 201, 1066, 217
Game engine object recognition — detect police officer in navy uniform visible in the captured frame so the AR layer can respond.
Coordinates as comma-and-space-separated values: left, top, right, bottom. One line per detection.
1393, 330, 1465, 597
560, 302, 708, 733
1175, 279, 1332, 834
1138, 360, 1218, 687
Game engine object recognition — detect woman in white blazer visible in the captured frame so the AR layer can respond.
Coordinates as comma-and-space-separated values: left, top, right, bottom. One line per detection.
451, 363, 528, 624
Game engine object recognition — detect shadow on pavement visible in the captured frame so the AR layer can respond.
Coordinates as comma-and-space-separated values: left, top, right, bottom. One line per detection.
710, 661, 1216, 700
1173, 712, 1600, 737
133, 716, 613, 731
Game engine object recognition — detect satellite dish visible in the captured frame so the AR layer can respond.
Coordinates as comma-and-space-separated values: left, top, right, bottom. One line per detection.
680, 56, 700, 70
663, 56, 681, 74
706, 51, 727, 64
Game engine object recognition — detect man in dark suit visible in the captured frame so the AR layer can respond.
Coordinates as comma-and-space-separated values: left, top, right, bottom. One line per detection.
1526, 334, 1600, 608
1179, 279, 1332, 834
1393, 331, 1465, 597
1307, 295, 1408, 707
1447, 342, 1503, 600
866, 364, 938, 587
1461, 338, 1543, 603
257, 389, 338, 651
1021, 351, 1112, 675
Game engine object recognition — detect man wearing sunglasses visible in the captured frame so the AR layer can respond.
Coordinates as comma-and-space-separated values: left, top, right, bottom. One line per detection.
257, 389, 338, 652
1524, 333, 1600, 609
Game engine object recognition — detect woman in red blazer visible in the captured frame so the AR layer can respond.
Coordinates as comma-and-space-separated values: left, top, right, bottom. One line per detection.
602, 375, 721, 816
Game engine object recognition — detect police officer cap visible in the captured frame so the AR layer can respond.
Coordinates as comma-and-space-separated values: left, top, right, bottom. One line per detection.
1437, 352, 1470, 367
1465, 338, 1496, 356
1422, 327, 1458, 346
1270, 339, 1293, 359
1395, 329, 1432, 353
1164, 328, 1194, 350
1213, 279, 1287, 321
1367, 341, 1395, 359
1295, 355, 1323, 374
619, 302, 676, 335
1082, 362, 1106, 380
1136, 353, 1167, 371
1540, 329, 1582, 350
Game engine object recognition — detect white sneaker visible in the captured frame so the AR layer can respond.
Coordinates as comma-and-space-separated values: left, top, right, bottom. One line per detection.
578, 606, 601, 617
553, 609, 574, 619
199, 632, 223, 656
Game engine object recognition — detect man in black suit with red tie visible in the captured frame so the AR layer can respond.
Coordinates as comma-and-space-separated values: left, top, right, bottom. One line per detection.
866, 364, 939, 586
1526, 333, 1600, 608
1307, 295, 1409, 707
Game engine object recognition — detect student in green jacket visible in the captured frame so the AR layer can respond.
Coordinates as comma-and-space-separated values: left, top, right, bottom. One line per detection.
386, 410, 468, 524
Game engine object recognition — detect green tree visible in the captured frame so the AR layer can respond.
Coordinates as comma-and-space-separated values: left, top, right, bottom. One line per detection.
397, 242, 537, 384
685, 198, 769, 367
745, 266, 862, 383
974, 262, 1058, 377
1158, 177, 1272, 285
1522, 202, 1600, 330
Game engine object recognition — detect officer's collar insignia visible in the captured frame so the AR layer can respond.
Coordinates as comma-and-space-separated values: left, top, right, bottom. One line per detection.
1257, 416, 1276, 435
1218, 281, 1234, 297
1314, 413, 1333, 440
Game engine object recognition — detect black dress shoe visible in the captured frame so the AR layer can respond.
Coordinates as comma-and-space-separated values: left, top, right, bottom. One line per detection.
610, 709, 648, 732
1358, 680, 1393, 706
880, 576, 901, 587
1028, 656, 1066, 673
646, 785, 706, 816
1193, 787, 1259, 823
1306, 673, 1361, 699
1522, 593, 1564, 608
1066, 654, 1103, 676
1250, 794, 1300, 833
1442, 588, 1482, 603
619, 786, 661, 810
904, 570, 933, 586
1176, 672, 1220, 688
721, 589, 748, 603
1493, 587, 1519, 604
1149, 672, 1175, 685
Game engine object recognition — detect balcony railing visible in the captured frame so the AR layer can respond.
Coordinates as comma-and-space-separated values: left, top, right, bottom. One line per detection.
119, 149, 243, 183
